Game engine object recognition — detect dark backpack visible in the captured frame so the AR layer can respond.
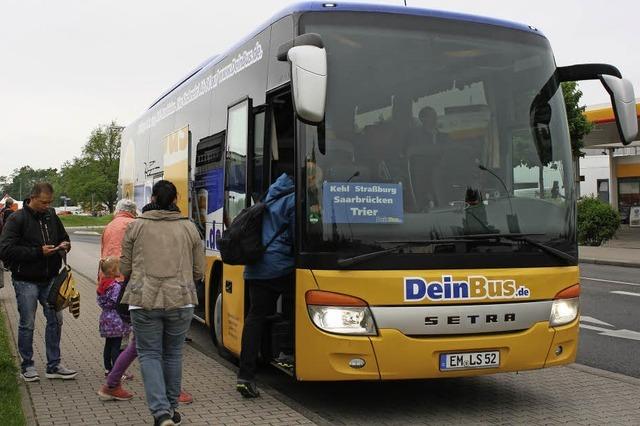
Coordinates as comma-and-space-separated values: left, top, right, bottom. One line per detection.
217, 189, 293, 265
115, 279, 130, 324
0, 207, 8, 234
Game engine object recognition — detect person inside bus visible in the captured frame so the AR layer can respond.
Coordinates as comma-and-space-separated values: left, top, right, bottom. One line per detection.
237, 163, 295, 399
402, 106, 448, 210
415, 106, 449, 146
360, 124, 405, 182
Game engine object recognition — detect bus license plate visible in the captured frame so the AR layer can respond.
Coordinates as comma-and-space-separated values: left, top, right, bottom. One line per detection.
439, 351, 500, 371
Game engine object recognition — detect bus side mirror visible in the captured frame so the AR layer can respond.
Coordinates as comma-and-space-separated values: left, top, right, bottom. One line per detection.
558, 64, 638, 145
599, 75, 638, 145
278, 33, 327, 124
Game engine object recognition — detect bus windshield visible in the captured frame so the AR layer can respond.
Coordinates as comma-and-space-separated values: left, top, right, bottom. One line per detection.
299, 12, 576, 267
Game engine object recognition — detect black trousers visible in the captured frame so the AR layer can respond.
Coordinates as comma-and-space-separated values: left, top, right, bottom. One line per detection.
103, 337, 122, 371
238, 273, 294, 381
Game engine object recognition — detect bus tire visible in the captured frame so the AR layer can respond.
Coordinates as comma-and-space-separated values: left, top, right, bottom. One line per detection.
209, 262, 235, 361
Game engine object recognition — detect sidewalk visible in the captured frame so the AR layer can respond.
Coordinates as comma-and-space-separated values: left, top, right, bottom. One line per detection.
579, 225, 640, 268
0, 271, 315, 426
3, 272, 640, 424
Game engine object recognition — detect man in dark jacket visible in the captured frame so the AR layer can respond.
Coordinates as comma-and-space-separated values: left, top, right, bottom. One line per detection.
237, 171, 295, 398
1, 197, 15, 226
0, 183, 77, 382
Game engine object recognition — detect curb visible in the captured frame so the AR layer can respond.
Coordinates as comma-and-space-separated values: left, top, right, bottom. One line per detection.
73, 231, 101, 236
579, 257, 640, 268
64, 226, 106, 230
1, 272, 39, 426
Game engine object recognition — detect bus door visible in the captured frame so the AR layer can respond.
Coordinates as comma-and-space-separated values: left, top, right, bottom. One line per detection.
220, 91, 296, 358
192, 132, 225, 321
260, 89, 297, 369
221, 98, 253, 355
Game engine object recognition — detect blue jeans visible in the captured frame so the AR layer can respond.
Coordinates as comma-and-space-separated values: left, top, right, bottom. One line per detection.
131, 307, 193, 419
13, 279, 63, 372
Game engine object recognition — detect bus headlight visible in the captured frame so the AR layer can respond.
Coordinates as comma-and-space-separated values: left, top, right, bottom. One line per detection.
549, 297, 579, 327
305, 290, 377, 336
549, 283, 580, 327
308, 305, 377, 335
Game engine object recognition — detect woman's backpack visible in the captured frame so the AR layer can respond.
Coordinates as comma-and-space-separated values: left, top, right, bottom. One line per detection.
115, 279, 130, 324
217, 189, 293, 265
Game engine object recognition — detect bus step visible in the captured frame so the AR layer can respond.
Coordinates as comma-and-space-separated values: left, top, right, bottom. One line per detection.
270, 359, 294, 376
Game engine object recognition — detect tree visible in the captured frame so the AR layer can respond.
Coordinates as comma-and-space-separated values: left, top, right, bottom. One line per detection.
1, 166, 60, 202
562, 81, 594, 159
59, 121, 122, 212
562, 81, 594, 198
513, 82, 593, 198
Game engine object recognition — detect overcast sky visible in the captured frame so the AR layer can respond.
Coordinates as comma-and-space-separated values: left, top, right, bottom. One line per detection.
1, 0, 638, 178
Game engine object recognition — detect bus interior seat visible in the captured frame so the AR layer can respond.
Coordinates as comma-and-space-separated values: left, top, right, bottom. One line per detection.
405, 143, 440, 211
357, 124, 403, 181
432, 139, 484, 207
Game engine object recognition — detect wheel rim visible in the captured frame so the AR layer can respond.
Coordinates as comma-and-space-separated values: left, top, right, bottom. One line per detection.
214, 292, 223, 344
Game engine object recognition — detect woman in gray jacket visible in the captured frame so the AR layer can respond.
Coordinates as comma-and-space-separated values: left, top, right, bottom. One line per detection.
120, 180, 204, 426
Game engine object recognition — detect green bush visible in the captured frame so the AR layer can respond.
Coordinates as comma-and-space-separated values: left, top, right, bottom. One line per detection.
577, 197, 620, 246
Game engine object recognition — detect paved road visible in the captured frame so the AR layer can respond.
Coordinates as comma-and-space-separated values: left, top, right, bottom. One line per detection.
68, 232, 101, 279
68, 233, 640, 423
68, 232, 640, 379
578, 263, 640, 378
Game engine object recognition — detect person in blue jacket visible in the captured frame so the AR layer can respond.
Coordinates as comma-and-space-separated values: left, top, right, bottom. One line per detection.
237, 169, 295, 398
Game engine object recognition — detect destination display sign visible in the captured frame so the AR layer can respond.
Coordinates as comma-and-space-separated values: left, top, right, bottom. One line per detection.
322, 182, 403, 224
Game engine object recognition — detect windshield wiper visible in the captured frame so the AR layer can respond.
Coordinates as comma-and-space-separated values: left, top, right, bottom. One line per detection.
450, 233, 577, 265
337, 239, 469, 268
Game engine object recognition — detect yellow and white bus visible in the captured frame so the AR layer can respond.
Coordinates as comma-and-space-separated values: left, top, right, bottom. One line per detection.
119, 2, 637, 380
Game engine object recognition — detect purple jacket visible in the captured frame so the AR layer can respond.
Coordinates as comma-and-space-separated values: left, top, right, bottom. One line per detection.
97, 281, 130, 338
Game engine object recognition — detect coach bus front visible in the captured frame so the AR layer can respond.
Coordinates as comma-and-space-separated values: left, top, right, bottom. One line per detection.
291, 10, 583, 380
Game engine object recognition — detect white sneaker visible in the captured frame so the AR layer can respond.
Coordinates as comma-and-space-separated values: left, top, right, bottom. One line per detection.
45, 364, 78, 380
21, 366, 39, 382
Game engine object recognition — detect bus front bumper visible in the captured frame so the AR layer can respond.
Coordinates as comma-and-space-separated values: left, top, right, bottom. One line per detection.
295, 318, 578, 381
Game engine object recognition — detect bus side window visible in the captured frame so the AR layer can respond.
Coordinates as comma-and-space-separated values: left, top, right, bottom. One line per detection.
225, 99, 251, 224
251, 109, 266, 204
269, 91, 295, 179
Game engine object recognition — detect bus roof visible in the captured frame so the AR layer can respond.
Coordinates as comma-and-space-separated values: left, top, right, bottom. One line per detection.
147, 1, 542, 111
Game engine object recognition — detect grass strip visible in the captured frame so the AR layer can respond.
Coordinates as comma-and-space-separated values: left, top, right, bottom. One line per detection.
0, 304, 26, 425
59, 214, 113, 227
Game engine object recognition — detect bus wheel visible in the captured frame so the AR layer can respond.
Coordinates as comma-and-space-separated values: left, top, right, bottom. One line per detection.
209, 276, 235, 361
213, 290, 223, 346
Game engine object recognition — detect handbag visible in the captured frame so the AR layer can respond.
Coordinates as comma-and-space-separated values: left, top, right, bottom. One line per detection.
116, 278, 130, 323
47, 252, 81, 317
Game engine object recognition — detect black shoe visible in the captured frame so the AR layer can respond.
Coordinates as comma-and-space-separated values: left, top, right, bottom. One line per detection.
275, 352, 294, 369
236, 380, 260, 398
171, 410, 182, 426
153, 414, 175, 426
